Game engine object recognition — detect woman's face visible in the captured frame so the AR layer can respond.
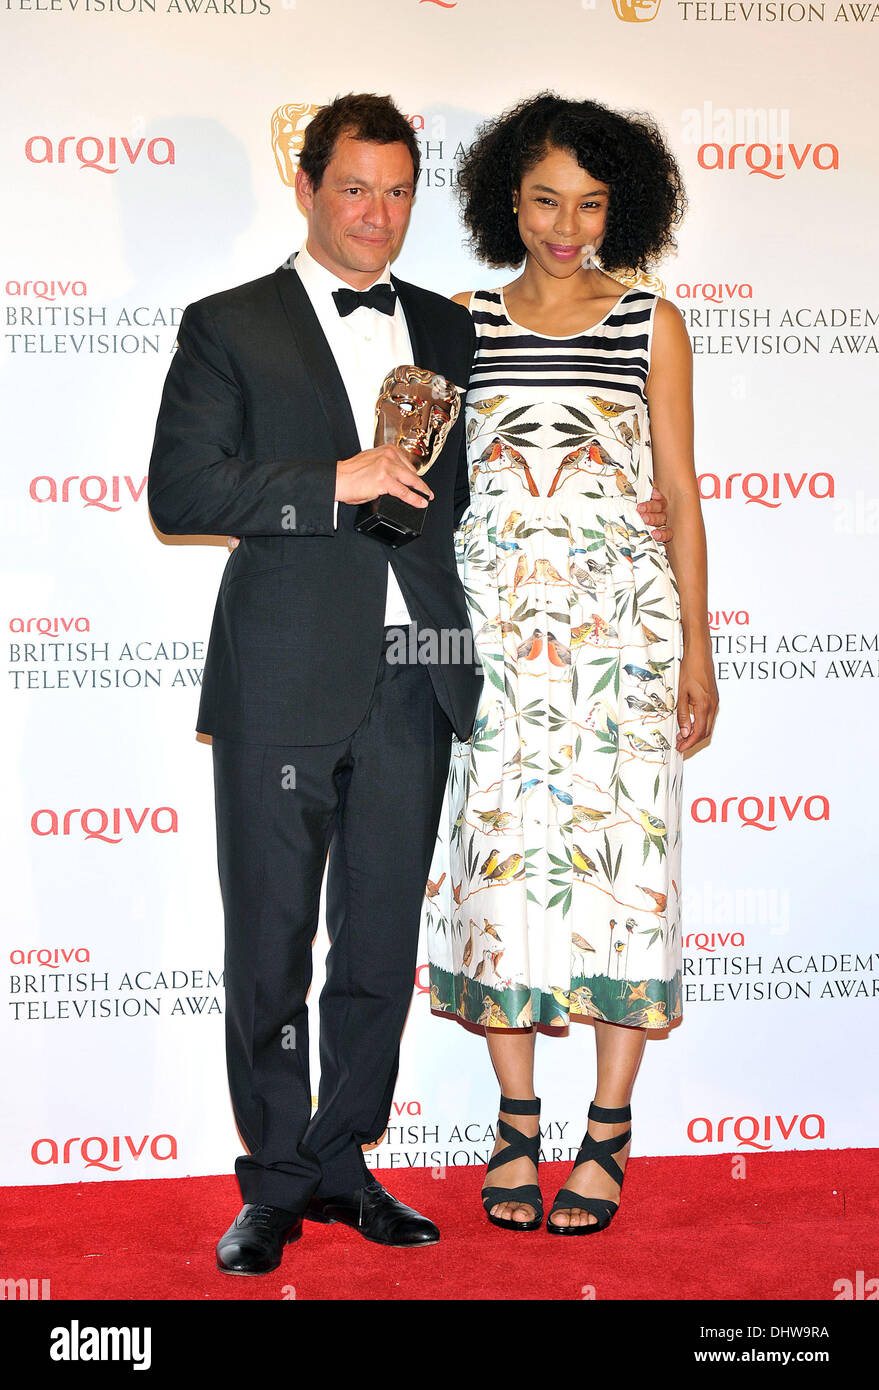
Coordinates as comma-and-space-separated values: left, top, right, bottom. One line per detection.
514, 145, 609, 279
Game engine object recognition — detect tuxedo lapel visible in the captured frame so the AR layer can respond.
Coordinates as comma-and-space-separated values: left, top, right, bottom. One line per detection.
273, 267, 361, 463
394, 276, 468, 397
272, 269, 455, 533
393, 276, 434, 376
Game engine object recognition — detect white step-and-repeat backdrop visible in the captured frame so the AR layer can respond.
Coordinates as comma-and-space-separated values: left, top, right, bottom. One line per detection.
4, 0, 876, 1186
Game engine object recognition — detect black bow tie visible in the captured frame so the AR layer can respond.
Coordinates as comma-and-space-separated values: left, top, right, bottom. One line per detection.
332, 283, 397, 318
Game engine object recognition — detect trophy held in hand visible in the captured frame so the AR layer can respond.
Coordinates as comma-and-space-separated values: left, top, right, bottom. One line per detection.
354, 365, 461, 548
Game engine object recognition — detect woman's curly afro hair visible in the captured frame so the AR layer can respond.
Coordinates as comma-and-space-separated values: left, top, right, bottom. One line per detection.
457, 92, 687, 274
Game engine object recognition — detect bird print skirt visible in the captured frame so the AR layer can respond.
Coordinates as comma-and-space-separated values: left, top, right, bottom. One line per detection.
423, 378, 685, 1033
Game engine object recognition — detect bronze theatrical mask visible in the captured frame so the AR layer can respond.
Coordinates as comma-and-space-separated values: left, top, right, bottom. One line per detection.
355, 366, 461, 547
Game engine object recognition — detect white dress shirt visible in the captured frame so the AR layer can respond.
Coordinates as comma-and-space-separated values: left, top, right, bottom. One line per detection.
292, 242, 413, 627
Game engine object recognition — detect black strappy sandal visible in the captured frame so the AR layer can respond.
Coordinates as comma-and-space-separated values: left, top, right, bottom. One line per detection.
481, 1096, 543, 1232
546, 1101, 631, 1236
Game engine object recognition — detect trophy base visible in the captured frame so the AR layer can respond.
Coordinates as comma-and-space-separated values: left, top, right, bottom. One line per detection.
354, 493, 428, 549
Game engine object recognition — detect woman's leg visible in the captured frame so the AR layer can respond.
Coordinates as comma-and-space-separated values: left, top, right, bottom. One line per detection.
483, 1029, 539, 1222
548, 1020, 646, 1229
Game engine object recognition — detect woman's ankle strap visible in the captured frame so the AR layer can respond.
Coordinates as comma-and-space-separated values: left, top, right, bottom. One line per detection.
588, 1101, 631, 1123
500, 1095, 541, 1115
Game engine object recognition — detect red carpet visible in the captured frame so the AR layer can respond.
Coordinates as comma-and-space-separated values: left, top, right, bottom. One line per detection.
3, 1149, 877, 1301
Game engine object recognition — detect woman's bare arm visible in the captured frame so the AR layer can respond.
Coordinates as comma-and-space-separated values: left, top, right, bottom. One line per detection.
646, 297, 719, 752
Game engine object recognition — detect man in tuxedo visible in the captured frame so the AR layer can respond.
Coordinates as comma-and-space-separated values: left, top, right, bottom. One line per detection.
149, 94, 482, 1274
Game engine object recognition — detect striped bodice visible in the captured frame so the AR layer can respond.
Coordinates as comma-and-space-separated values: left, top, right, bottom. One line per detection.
467, 286, 658, 399
461, 285, 661, 511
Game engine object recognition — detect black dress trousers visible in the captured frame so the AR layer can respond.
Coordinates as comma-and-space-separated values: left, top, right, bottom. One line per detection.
211, 627, 454, 1209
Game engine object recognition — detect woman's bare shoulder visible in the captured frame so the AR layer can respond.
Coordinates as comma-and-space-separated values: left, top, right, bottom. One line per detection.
451, 290, 475, 307
653, 295, 691, 353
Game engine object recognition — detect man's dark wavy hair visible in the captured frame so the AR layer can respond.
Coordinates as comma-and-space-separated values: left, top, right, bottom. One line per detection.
458, 93, 686, 273
299, 93, 420, 191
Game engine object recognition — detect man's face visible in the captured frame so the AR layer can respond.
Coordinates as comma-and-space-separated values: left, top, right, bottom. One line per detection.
295, 133, 416, 288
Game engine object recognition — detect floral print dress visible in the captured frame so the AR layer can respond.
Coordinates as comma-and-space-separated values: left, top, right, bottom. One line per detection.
424, 286, 684, 1033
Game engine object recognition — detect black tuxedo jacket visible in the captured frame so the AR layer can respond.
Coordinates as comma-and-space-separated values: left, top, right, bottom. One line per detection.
148, 265, 483, 746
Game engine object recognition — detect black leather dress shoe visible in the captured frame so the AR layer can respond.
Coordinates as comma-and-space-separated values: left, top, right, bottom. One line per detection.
216, 1203, 303, 1275
304, 1179, 439, 1247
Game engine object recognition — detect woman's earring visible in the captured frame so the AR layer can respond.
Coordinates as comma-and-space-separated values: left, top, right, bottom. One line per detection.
512, 203, 518, 214
581, 242, 599, 270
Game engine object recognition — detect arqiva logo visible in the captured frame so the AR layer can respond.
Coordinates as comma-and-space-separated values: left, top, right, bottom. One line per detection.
691, 795, 829, 830
676, 282, 753, 301
708, 609, 749, 628
10, 617, 90, 635
10, 946, 90, 968
698, 472, 833, 507
687, 1114, 824, 1150
6, 279, 87, 301
683, 932, 745, 951
25, 136, 175, 173
698, 140, 838, 178
31, 807, 178, 843
32, 1135, 177, 1172
30, 476, 147, 510
706, 608, 751, 631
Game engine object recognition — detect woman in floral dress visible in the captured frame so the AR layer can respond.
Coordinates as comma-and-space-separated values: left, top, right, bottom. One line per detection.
423, 95, 719, 1233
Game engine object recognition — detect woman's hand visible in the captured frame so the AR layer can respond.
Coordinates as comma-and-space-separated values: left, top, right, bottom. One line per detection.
637, 484, 673, 545
675, 646, 719, 752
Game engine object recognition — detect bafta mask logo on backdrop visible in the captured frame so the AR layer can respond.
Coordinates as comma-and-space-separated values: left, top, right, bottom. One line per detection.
272, 103, 324, 187
614, 268, 667, 297
611, 0, 661, 20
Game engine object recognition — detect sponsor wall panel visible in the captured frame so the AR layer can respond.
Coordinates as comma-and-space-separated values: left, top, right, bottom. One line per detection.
2, 0, 876, 1184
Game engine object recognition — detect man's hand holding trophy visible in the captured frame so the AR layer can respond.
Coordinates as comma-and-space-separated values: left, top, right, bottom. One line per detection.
229, 366, 461, 553
349, 365, 461, 548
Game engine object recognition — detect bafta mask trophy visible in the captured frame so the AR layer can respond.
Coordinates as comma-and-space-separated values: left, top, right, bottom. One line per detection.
354, 365, 461, 548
